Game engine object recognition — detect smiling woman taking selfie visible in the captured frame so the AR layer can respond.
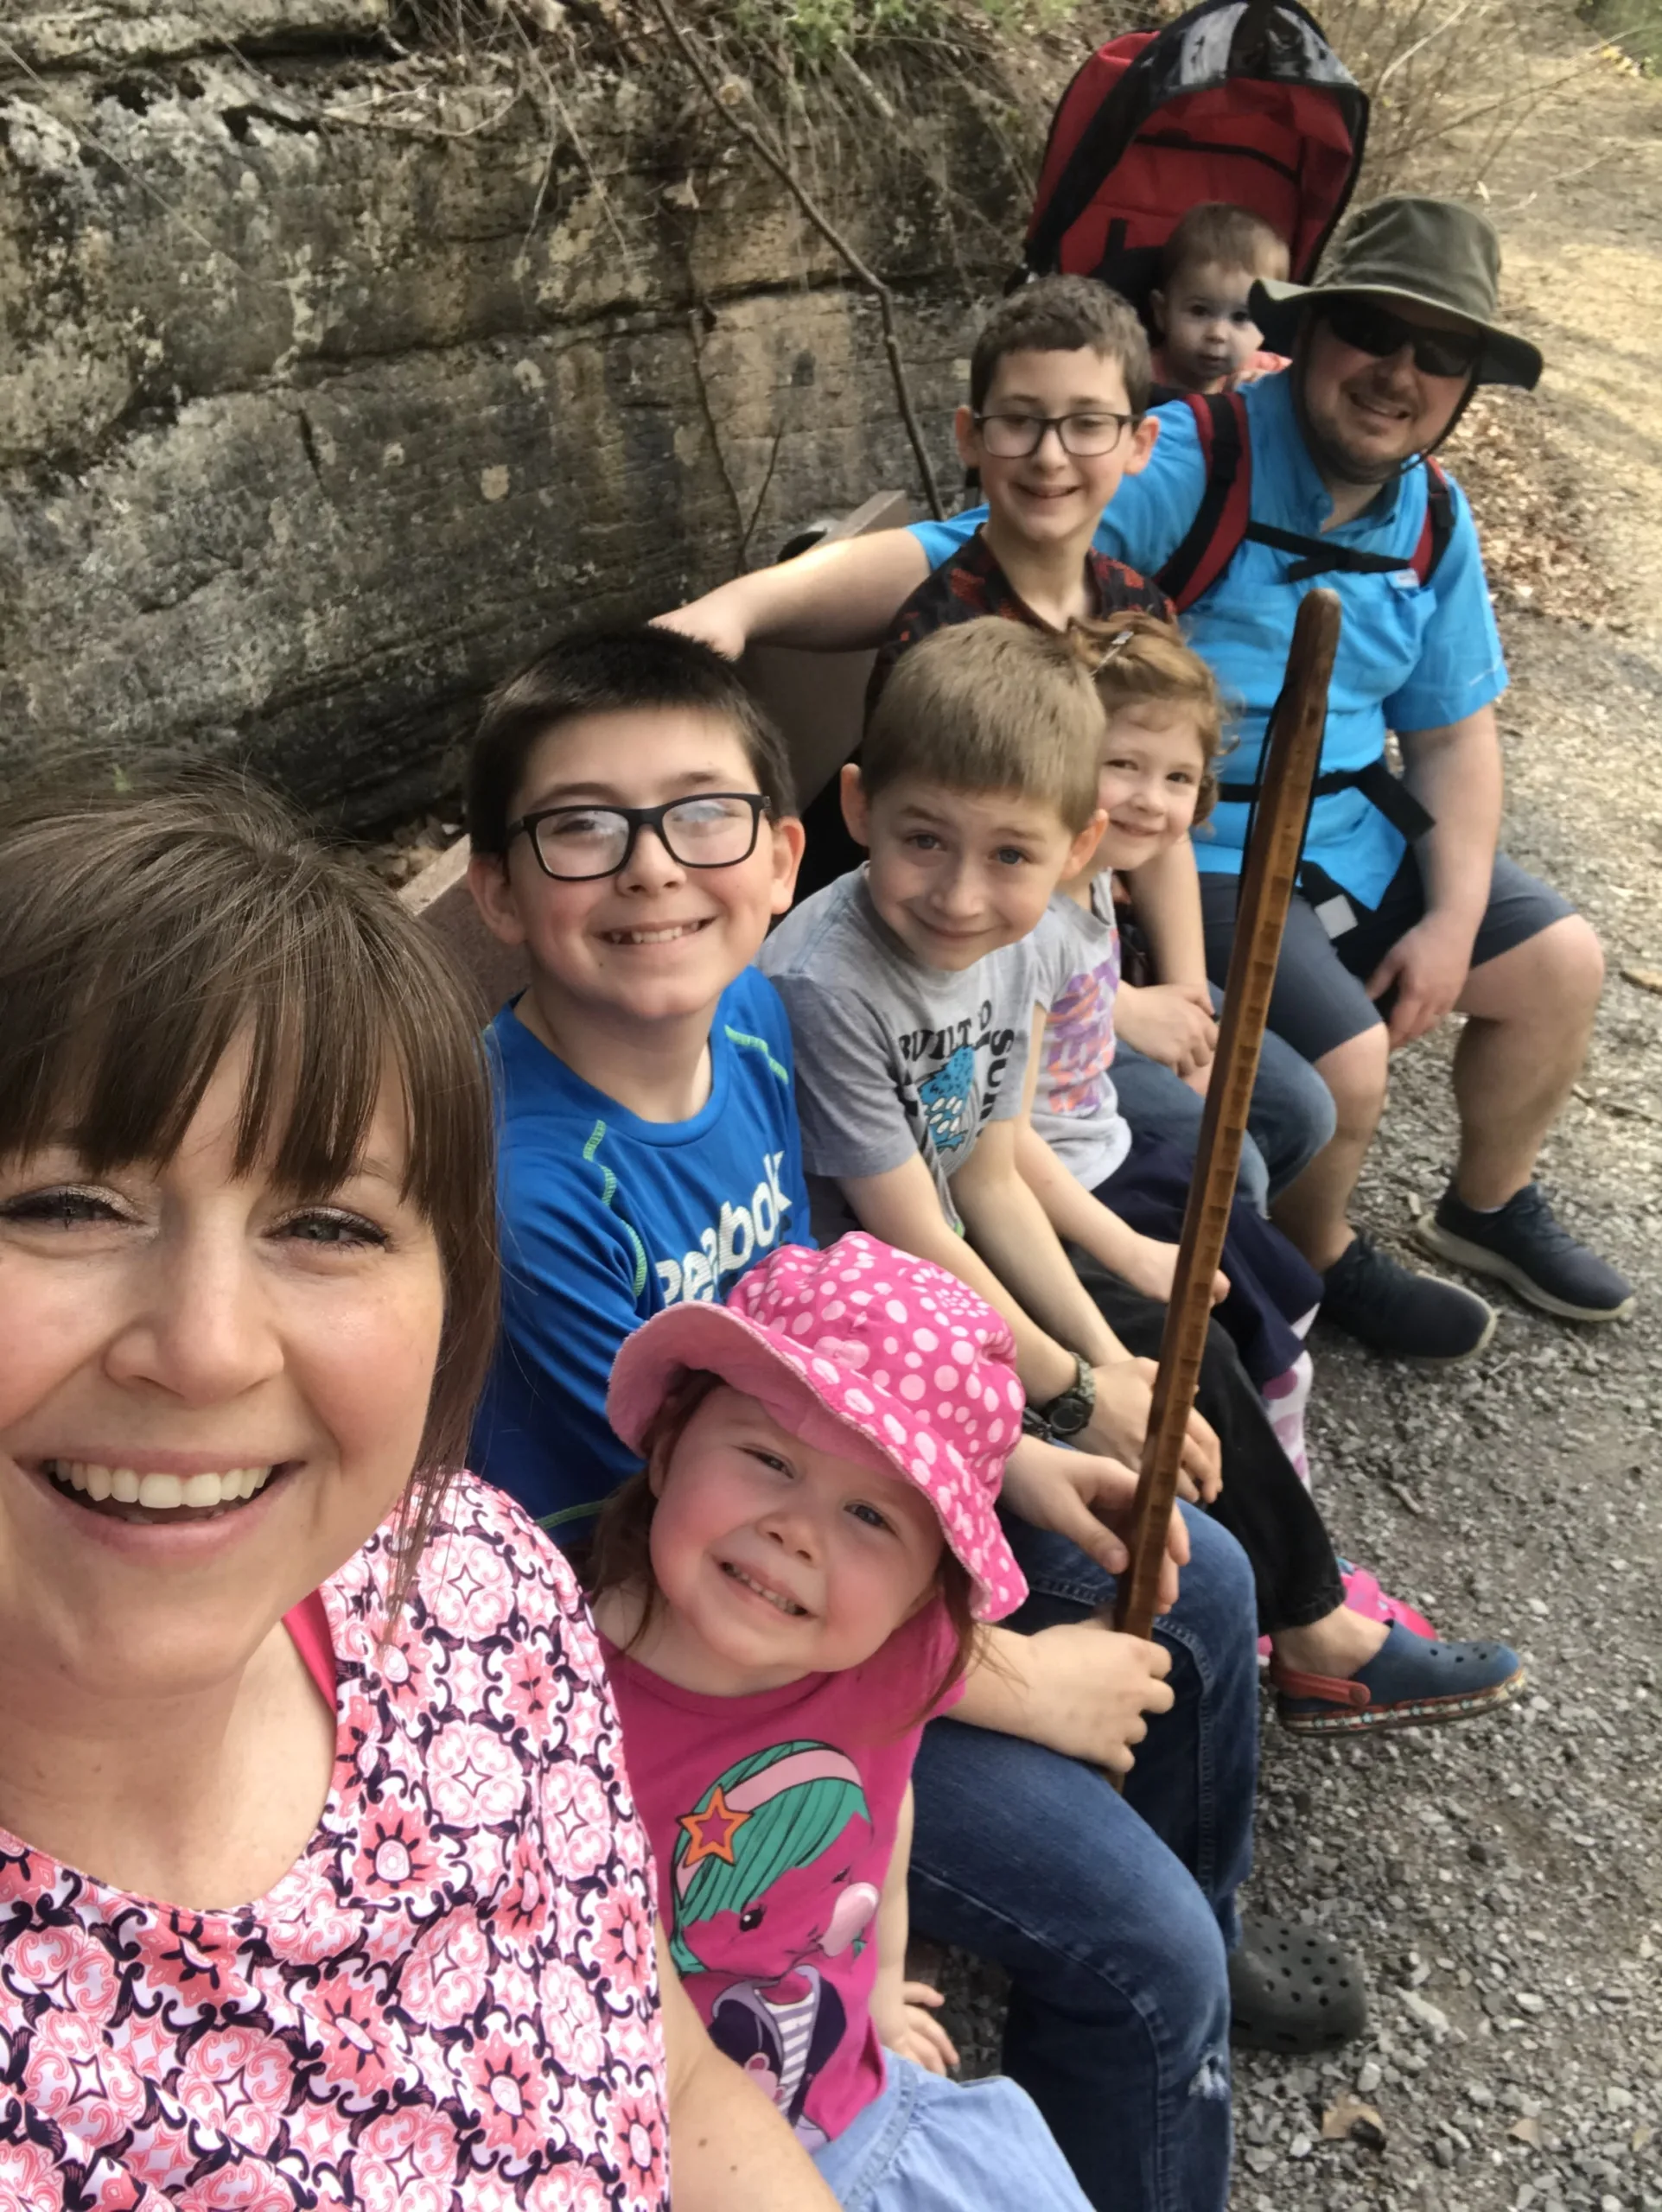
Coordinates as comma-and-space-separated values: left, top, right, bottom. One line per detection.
0, 777, 836, 2209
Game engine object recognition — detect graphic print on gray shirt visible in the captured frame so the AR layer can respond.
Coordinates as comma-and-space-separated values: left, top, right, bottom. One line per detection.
760, 869, 1039, 1232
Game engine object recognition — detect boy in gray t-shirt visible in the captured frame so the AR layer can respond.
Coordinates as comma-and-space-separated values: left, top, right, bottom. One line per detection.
762, 866, 1037, 1236
761, 614, 1219, 1489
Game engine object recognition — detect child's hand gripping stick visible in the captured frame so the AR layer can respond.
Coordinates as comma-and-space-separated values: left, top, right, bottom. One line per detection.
1103, 588, 1342, 1779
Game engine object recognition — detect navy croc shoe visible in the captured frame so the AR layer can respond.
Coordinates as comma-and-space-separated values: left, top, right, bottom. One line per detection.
1273, 1621, 1525, 1737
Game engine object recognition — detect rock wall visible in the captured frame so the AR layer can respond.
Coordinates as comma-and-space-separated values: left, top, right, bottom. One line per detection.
0, 3, 1027, 822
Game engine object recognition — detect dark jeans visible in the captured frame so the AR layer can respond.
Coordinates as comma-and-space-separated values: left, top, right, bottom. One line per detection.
908, 1505, 1258, 2212
1092, 1134, 1321, 1394
1073, 1255, 1346, 1633
1111, 984, 1337, 1214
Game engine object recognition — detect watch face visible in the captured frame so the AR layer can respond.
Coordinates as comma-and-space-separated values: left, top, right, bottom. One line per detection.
1048, 1393, 1092, 1438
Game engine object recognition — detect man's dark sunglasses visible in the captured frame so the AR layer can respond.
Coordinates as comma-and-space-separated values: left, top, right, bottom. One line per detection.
1322, 296, 1483, 379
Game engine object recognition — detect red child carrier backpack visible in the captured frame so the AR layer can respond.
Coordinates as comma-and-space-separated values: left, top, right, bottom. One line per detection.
1021, 0, 1368, 309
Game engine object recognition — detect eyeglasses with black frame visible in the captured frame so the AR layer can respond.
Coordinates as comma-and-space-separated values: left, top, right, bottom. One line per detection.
1321, 297, 1484, 380
506, 792, 770, 882
972, 408, 1138, 459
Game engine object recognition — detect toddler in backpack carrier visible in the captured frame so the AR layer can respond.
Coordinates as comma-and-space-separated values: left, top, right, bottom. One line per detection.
1149, 202, 1293, 397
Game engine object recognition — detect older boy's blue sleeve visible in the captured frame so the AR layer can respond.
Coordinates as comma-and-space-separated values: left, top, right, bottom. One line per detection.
910, 506, 987, 568
1384, 476, 1509, 734
470, 1153, 646, 1529
1091, 401, 1211, 574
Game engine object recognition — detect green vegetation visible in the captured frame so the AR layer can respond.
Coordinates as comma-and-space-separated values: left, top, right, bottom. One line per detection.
1580, 0, 1662, 70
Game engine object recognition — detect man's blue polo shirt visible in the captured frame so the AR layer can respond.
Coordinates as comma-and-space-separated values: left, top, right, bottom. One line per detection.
912, 371, 1508, 909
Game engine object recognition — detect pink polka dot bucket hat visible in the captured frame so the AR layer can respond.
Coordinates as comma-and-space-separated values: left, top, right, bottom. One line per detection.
606, 1233, 1028, 1622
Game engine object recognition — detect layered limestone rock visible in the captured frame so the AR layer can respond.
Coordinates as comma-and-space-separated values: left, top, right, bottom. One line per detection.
0, 15, 1022, 819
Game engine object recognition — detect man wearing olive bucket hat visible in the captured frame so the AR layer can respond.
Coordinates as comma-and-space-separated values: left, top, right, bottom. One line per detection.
1148, 194, 1633, 1358
666, 195, 1633, 1360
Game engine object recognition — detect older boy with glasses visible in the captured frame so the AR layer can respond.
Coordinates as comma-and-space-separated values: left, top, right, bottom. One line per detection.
783, 275, 1337, 1213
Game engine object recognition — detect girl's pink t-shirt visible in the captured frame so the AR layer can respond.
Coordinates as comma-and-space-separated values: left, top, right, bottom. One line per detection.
0, 1474, 667, 2211
601, 1606, 961, 2156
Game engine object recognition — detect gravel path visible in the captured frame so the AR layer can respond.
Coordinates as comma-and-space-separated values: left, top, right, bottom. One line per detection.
933, 36, 1662, 2212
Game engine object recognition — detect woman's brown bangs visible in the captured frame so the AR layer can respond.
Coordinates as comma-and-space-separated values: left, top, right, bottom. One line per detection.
0, 874, 398, 1206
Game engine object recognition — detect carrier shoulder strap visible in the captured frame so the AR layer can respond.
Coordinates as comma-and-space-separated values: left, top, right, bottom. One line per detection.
1215, 754, 1435, 843
1163, 424, 1458, 606
1411, 456, 1455, 585
1155, 392, 1252, 613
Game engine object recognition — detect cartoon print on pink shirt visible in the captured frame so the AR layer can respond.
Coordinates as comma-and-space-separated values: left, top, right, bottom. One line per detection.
666, 1741, 880, 2149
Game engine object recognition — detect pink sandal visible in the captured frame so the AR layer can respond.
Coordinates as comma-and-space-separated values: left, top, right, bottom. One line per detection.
1339, 1560, 1435, 1640
1258, 1560, 1435, 1661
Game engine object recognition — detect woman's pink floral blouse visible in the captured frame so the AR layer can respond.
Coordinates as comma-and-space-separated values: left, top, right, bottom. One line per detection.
0, 1475, 668, 2211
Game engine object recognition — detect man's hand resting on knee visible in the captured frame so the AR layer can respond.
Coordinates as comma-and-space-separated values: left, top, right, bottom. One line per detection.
1366, 911, 1480, 1046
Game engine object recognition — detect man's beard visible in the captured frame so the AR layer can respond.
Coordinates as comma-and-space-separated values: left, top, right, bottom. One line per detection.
1293, 372, 1411, 486
1291, 344, 1477, 486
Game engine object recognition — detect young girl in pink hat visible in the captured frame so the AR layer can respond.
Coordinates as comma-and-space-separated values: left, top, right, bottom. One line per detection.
590, 1232, 1098, 2210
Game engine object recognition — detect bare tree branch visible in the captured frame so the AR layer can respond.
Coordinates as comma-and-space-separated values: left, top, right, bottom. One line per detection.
647, 0, 946, 523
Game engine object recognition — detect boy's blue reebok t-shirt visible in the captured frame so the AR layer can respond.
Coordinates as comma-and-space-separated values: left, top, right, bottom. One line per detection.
470, 969, 812, 1531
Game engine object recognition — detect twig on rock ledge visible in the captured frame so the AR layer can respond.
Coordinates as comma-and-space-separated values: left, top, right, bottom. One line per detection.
647, 0, 946, 524
686, 306, 749, 552
742, 424, 788, 564
685, 304, 791, 573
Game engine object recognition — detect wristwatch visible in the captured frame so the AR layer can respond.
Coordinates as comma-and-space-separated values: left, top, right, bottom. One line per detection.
1036, 1351, 1096, 1440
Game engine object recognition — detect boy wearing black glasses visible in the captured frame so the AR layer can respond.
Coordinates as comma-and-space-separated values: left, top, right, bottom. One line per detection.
719, 274, 1338, 1219
464, 626, 808, 1530
779, 282, 1172, 884
877, 276, 1169, 671
806, 276, 1174, 871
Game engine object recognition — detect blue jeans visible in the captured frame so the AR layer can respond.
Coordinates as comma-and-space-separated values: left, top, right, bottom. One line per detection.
907, 1506, 1258, 2212
1113, 986, 1336, 1213
815, 2053, 1092, 2210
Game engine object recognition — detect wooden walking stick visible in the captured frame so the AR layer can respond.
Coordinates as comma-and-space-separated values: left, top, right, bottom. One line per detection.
1111, 588, 1343, 1669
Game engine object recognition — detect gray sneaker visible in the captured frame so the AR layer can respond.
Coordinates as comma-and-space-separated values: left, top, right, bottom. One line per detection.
1414, 1183, 1635, 1323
